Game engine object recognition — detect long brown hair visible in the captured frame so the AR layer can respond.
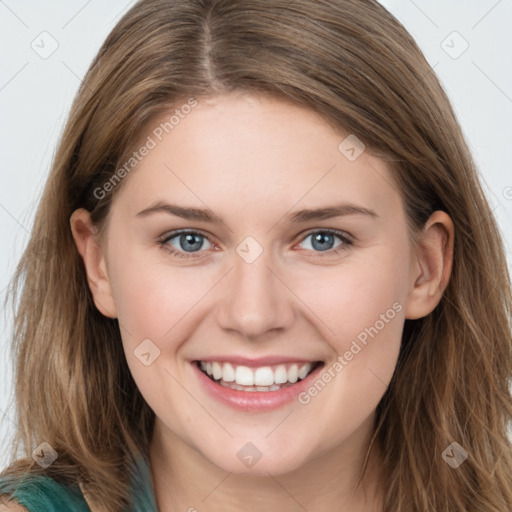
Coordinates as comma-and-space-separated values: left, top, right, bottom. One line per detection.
2, 0, 512, 510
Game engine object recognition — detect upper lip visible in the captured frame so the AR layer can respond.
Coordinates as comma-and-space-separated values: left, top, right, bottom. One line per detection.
194, 355, 322, 367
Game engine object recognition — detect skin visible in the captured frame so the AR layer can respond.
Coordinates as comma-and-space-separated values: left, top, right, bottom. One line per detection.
70, 92, 454, 512
0, 502, 26, 512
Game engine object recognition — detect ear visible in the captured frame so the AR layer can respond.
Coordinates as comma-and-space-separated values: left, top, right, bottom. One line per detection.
69, 208, 117, 318
404, 210, 454, 320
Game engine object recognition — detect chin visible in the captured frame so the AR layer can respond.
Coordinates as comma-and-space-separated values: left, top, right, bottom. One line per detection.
200, 438, 314, 476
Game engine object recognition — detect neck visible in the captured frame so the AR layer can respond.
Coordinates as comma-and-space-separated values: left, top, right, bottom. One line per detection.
149, 417, 384, 512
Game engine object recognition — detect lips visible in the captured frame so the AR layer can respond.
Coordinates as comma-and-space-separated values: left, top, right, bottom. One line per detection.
192, 357, 324, 411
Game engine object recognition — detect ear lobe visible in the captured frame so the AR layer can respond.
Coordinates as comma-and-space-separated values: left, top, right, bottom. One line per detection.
69, 208, 117, 318
404, 211, 454, 320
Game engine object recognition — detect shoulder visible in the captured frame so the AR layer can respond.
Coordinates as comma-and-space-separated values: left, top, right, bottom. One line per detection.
0, 472, 90, 512
0, 501, 27, 511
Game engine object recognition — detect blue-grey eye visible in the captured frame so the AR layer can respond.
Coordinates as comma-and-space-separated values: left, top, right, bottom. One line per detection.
167, 232, 212, 253
300, 231, 344, 252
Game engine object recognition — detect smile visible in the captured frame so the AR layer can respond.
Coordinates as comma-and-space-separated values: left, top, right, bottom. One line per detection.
192, 357, 324, 411
198, 360, 320, 391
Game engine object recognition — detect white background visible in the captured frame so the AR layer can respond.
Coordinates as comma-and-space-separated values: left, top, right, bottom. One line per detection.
1, 0, 511, 469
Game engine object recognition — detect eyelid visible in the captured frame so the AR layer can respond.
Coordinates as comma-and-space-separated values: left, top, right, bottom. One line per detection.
296, 227, 353, 243
159, 228, 217, 244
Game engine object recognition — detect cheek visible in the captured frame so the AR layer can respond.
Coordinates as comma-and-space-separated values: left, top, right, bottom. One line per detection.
293, 247, 406, 409
296, 264, 405, 447
296, 247, 408, 348
109, 251, 205, 419
110, 247, 215, 341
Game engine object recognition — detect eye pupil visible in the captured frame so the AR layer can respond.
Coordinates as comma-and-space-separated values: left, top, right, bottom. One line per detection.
312, 232, 334, 251
180, 233, 203, 252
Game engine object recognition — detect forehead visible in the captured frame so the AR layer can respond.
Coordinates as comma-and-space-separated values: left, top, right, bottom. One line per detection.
111, 93, 401, 222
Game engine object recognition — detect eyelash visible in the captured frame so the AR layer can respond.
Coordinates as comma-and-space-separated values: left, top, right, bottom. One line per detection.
158, 229, 353, 260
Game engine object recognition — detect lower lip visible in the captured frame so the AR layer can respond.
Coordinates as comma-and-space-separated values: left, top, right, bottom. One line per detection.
192, 361, 324, 411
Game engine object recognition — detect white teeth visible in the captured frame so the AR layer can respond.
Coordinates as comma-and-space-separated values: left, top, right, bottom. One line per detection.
222, 362, 235, 382
298, 364, 310, 380
212, 362, 222, 380
254, 366, 275, 386
274, 365, 288, 384
288, 364, 299, 384
235, 366, 255, 386
199, 360, 316, 388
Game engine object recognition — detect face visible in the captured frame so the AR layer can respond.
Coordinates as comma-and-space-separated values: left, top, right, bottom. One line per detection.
82, 93, 425, 475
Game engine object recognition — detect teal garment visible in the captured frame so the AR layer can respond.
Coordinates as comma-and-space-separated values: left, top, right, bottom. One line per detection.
0, 456, 158, 511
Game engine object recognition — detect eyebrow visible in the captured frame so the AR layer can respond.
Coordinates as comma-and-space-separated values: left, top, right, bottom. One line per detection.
135, 200, 378, 223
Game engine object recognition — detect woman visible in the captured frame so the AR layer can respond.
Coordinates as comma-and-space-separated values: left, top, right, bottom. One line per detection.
1, 0, 511, 511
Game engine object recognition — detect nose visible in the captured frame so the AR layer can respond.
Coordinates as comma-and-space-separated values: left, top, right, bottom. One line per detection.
216, 245, 295, 340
